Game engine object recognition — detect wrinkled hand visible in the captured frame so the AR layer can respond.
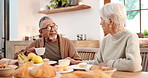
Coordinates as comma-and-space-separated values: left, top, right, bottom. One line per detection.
26, 47, 36, 55
0, 58, 10, 65
99, 62, 107, 67
65, 57, 82, 65
9, 60, 18, 65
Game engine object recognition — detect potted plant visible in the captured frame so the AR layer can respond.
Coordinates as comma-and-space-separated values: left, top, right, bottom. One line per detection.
49, 0, 70, 8
143, 30, 148, 38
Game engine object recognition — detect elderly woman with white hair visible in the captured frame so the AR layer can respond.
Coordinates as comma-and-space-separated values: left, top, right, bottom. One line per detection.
88, 3, 142, 72
68, 3, 142, 72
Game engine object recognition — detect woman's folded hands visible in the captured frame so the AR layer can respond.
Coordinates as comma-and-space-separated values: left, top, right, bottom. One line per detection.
65, 57, 82, 65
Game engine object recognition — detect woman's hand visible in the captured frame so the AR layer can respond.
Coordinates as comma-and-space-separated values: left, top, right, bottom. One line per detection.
99, 62, 107, 67
65, 57, 82, 65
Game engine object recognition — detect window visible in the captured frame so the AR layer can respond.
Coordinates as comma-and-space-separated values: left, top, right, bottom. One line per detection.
104, 0, 148, 33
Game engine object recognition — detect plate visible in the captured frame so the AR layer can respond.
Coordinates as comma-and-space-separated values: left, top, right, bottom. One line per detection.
34, 61, 57, 66
54, 73, 62, 78
48, 61, 57, 65
69, 64, 92, 70
101, 67, 116, 72
0, 65, 17, 70
101, 67, 117, 76
86, 66, 117, 76
34, 63, 43, 66
56, 68, 73, 74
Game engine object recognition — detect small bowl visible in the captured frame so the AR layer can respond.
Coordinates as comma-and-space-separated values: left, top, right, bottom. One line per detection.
35, 48, 45, 55
102, 67, 117, 76
0, 65, 17, 77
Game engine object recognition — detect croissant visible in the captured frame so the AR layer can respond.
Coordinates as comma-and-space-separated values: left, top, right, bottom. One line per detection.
13, 62, 34, 78
30, 63, 56, 78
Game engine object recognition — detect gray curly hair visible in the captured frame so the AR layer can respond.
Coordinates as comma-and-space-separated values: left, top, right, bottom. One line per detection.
99, 3, 126, 27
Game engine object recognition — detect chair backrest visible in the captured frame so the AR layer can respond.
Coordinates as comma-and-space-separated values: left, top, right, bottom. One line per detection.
140, 48, 148, 72
140, 44, 148, 48
78, 51, 96, 60
77, 48, 99, 60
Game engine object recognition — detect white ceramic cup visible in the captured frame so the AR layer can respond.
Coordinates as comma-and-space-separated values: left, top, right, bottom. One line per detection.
35, 48, 45, 55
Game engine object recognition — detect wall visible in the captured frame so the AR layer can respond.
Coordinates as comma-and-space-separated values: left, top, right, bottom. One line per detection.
18, 0, 41, 40
0, 0, 4, 49
10, 0, 104, 41
10, 0, 18, 40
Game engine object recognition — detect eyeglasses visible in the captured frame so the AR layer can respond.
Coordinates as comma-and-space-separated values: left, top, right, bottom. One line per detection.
41, 25, 58, 30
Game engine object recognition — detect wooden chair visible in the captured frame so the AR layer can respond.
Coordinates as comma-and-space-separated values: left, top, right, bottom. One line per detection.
77, 48, 99, 60
140, 44, 148, 48
140, 48, 148, 72
76, 48, 148, 71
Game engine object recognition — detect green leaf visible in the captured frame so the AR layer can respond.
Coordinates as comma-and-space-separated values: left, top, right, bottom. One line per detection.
50, 0, 53, 3
50, 4, 56, 8
50, 0, 59, 3
62, 2, 66, 6
144, 30, 148, 36
67, 0, 70, 4
56, 2, 59, 5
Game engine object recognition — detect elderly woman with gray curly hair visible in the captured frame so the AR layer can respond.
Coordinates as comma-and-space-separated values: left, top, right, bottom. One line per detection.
69, 3, 142, 72
89, 3, 142, 72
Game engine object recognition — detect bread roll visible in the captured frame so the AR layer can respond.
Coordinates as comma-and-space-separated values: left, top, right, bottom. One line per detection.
90, 65, 102, 71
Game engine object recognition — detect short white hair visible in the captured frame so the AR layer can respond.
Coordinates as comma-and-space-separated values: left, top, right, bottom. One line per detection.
39, 16, 52, 29
99, 3, 126, 27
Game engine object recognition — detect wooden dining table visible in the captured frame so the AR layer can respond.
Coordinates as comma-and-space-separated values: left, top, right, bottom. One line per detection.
0, 71, 148, 78
112, 71, 148, 78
